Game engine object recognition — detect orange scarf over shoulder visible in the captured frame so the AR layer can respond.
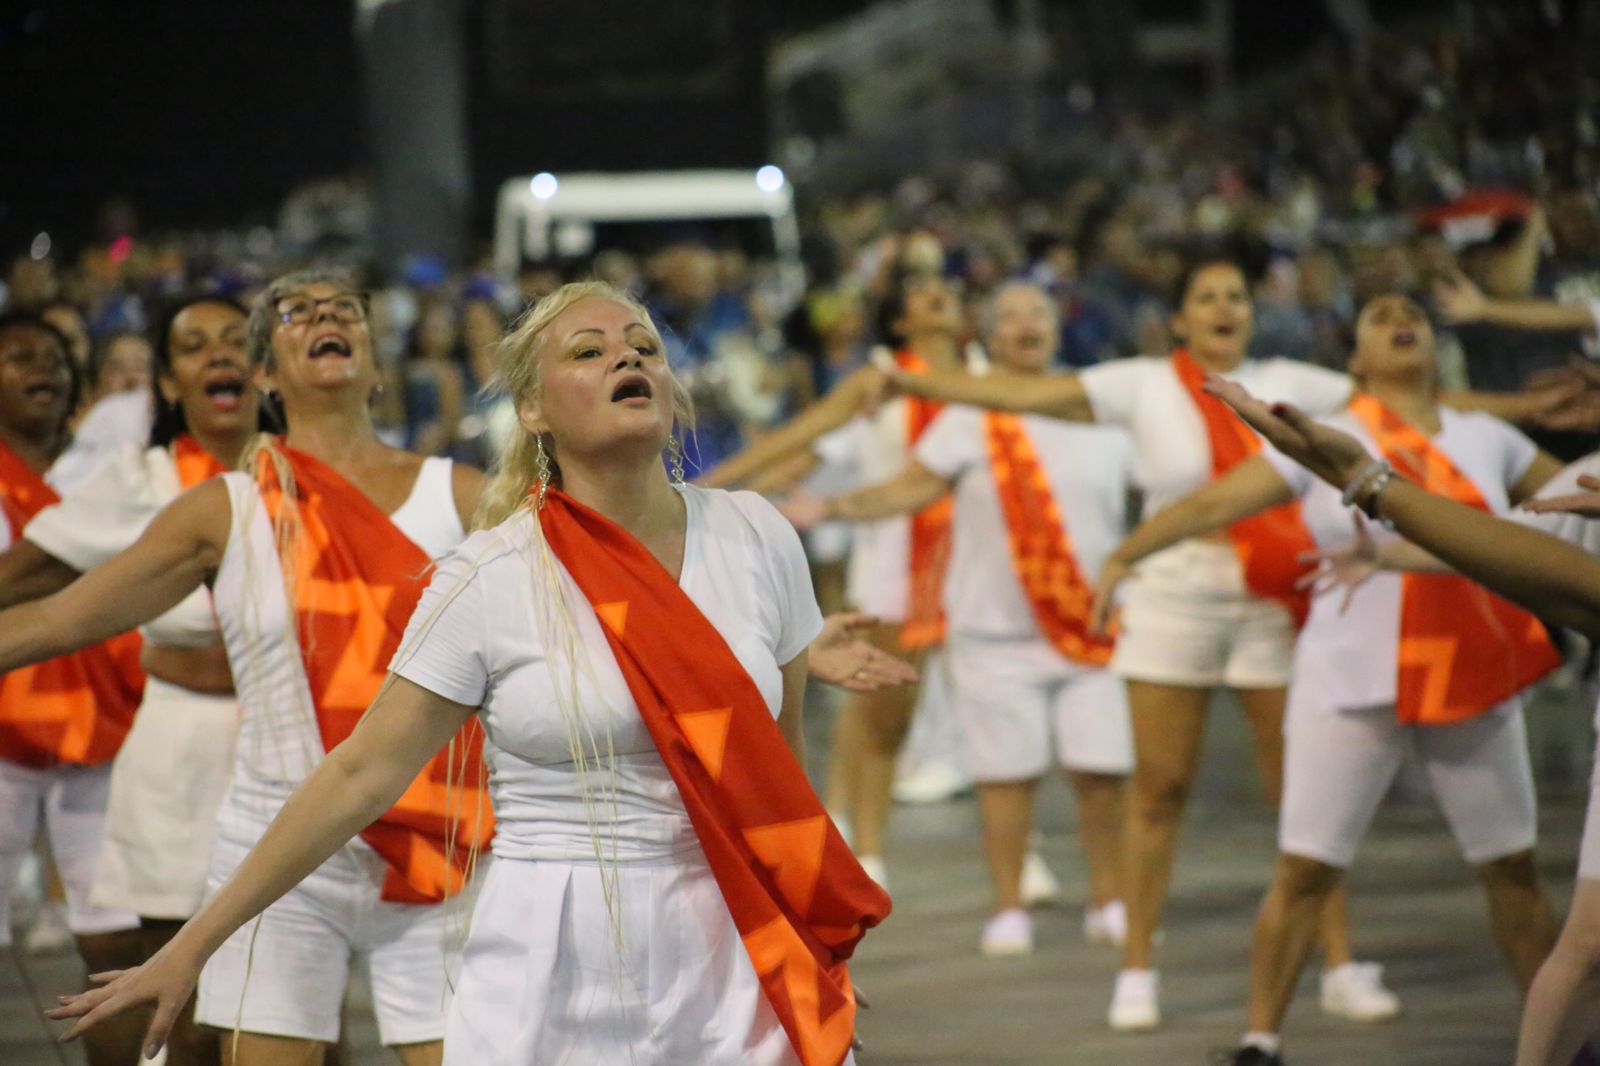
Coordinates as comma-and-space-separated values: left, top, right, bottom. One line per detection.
1346, 395, 1558, 725
983, 413, 1115, 665
539, 490, 890, 1066
0, 442, 144, 768
896, 350, 952, 650
1172, 350, 1316, 627
256, 443, 492, 902
172, 432, 229, 487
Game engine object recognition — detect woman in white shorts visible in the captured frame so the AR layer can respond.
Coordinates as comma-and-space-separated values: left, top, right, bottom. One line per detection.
0, 294, 261, 1064
0, 270, 491, 1065
48, 281, 891, 1066
1104, 294, 1564, 1065
704, 274, 969, 887
0, 311, 146, 1065
784, 281, 1136, 956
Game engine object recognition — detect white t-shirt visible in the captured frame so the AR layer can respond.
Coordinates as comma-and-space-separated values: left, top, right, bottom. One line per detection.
915, 405, 1134, 640
1080, 355, 1353, 517
1264, 408, 1538, 713
24, 443, 217, 647
391, 486, 823, 863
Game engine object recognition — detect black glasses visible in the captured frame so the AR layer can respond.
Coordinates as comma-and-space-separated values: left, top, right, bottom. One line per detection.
274, 293, 366, 326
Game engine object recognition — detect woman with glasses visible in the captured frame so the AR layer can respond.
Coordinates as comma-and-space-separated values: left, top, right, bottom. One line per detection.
0, 271, 488, 1065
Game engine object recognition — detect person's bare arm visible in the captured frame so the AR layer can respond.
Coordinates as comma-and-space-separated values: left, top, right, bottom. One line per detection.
49, 675, 477, 1054
777, 655, 808, 769
0, 539, 79, 610
825, 462, 952, 524
746, 449, 821, 497
1509, 451, 1566, 505
0, 480, 230, 671
892, 367, 1095, 422
700, 366, 881, 489
1206, 375, 1600, 638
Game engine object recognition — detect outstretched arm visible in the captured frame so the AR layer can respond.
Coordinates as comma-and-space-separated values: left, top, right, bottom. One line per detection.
782, 462, 952, 530
1206, 375, 1600, 638
891, 366, 1095, 422
700, 366, 882, 489
1089, 457, 1293, 630
49, 675, 476, 1055
0, 480, 230, 671
0, 539, 79, 610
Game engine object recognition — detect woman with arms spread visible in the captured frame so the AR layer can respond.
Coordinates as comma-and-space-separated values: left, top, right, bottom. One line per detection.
1095, 293, 1565, 1064
46, 281, 890, 1065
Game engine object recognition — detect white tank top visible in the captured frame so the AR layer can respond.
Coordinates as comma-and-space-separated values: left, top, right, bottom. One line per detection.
210, 456, 466, 842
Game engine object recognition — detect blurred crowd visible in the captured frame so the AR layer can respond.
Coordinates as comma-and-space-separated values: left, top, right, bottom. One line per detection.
4, 1, 1598, 476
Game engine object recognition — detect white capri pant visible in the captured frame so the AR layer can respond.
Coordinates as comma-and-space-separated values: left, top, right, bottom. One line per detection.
194, 829, 460, 1045
0, 759, 139, 947
1280, 693, 1537, 869
947, 634, 1134, 782
1112, 539, 1296, 689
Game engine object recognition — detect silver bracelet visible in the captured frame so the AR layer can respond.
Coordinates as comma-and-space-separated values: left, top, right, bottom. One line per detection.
1339, 459, 1391, 508
1356, 467, 1397, 523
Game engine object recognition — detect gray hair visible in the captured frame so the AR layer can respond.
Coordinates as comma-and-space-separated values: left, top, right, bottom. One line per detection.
978, 280, 1059, 341
245, 268, 369, 372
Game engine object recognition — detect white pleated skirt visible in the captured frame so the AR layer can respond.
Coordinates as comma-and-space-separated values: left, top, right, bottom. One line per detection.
444, 847, 840, 1066
89, 676, 239, 919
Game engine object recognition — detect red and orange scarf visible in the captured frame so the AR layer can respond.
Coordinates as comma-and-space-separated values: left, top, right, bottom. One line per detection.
1172, 350, 1316, 627
983, 413, 1115, 665
172, 432, 230, 487
255, 442, 492, 903
539, 489, 890, 1066
896, 350, 952, 650
1347, 395, 1558, 725
0, 442, 144, 768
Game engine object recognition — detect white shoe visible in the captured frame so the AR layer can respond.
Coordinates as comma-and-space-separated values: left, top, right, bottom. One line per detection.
891, 761, 973, 804
859, 855, 889, 891
1019, 850, 1063, 907
980, 907, 1034, 957
1108, 968, 1159, 1031
1084, 900, 1128, 946
23, 900, 74, 956
1320, 961, 1401, 1021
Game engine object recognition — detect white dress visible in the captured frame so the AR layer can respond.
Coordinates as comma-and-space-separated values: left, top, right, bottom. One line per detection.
23, 442, 236, 918
390, 486, 828, 1066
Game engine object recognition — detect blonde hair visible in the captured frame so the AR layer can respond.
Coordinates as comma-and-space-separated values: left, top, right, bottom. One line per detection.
474, 281, 696, 530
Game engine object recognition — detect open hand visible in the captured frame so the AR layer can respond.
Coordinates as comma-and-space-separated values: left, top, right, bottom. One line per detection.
46, 943, 202, 1060
777, 489, 830, 531
808, 613, 918, 692
1523, 473, 1600, 519
1201, 375, 1375, 490
1297, 513, 1379, 613
1431, 271, 1488, 325
1090, 558, 1132, 636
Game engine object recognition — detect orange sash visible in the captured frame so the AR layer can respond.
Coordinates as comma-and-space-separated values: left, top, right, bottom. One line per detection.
1172, 350, 1316, 628
539, 490, 890, 1066
0, 443, 144, 768
173, 433, 230, 487
255, 443, 492, 902
1346, 395, 1559, 725
983, 413, 1116, 665
897, 350, 952, 650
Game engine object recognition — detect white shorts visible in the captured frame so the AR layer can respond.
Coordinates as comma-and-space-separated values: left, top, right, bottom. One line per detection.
1280, 692, 1537, 869
0, 759, 140, 947
1112, 539, 1296, 689
947, 635, 1134, 782
194, 829, 461, 1045
90, 677, 239, 919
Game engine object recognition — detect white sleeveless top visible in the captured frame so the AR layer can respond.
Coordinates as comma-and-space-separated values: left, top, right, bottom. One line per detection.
211, 456, 464, 834
24, 443, 218, 647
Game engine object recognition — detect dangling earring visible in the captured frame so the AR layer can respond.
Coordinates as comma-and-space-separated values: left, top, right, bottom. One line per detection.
666, 433, 686, 484
534, 433, 552, 508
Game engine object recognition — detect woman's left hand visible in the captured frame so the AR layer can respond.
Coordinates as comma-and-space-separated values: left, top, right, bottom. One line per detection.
1297, 513, 1378, 613
1522, 473, 1600, 519
808, 614, 918, 692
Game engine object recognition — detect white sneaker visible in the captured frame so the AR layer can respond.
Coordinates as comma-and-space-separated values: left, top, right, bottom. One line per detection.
891, 761, 973, 804
1084, 900, 1128, 946
1108, 968, 1159, 1031
980, 907, 1034, 957
1320, 961, 1401, 1021
859, 855, 889, 891
1020, 850, 1063, 907
23, 900, 74, 956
